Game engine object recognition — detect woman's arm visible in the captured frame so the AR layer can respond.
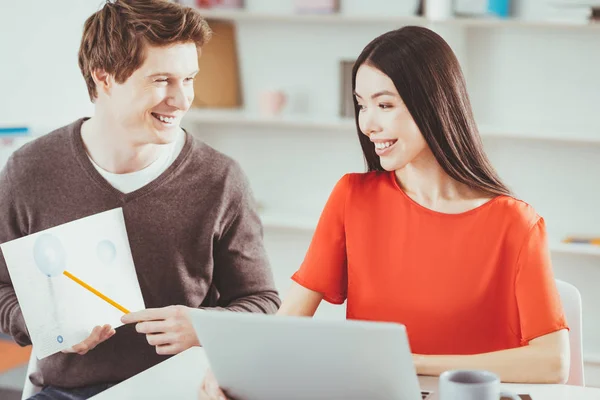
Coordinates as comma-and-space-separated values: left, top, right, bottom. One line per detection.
277, 282, 324, 317
280, 282, 572, 383
414, 329, 570, 384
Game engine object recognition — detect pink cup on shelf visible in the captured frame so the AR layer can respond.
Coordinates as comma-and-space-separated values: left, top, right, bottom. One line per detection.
259, 90, 287, 116
213, 0, 243, 8
194, 0, 243, 8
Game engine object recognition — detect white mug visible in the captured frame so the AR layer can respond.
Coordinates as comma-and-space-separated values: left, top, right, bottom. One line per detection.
425, 0, 453, 20
439, 370, 520, 400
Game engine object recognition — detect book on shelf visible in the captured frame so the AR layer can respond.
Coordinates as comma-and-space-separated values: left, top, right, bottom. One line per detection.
545, 2, 600, 22
0, 126, 29, 136
562, 236, 600, 246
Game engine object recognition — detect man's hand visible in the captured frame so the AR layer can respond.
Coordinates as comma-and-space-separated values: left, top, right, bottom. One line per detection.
61, 324, 115, 355
121, 305, 199, 355
199, 369, 230, 400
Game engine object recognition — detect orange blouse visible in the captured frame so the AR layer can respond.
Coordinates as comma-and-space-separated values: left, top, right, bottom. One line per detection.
292, 172, 567, 355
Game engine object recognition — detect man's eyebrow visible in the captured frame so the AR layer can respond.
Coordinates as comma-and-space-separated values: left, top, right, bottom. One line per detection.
147, 70, 199, 78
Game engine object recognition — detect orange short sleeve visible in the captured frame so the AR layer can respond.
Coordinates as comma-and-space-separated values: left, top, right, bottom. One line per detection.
516, 217, 568, 344
291, 175, 350, 304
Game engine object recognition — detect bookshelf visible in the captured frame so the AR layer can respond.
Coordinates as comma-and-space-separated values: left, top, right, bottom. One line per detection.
196, 8, 600, 31
184, 109, 600, 145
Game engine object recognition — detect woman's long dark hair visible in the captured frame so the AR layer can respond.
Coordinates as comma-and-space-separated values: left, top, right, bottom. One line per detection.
351, 26, 511, 197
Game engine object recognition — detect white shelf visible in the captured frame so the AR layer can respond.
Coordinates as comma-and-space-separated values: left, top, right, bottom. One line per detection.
184, 109, 600, 144
258, 213, 600, 258
550, 241, 600, 257
196, 8, 427, 25
196, 9, 600, 30
259, 213, 317, 231
585, 353, 600, 365
478, 125, 600, 145
445, 16, 600, 30
184, 109, 354, 131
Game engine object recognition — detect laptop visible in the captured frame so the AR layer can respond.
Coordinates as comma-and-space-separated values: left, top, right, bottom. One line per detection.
191, 310, 432, 400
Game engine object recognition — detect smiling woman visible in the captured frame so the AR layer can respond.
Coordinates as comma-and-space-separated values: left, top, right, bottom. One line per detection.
352, 28, 511, 198
199, 25, 572, 400
276, 26, 570, 384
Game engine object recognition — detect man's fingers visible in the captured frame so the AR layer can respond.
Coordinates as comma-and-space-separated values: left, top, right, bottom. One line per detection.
136, 320, 172, 334
100, 327, 116, 344
206, 377, 219, 397
204, 369, 228, 399
104, 328, 116, 340
71, 343, 90, 355
146, 333, 175, 347
200, 369, 229, 400
70, 325, 104, 354
198, 387, 210, 400
84, 325, 108, 346
121, 307, 169, 324
63, 325, 114, 355
155, 343, 180, 355
198, 388, 225, 400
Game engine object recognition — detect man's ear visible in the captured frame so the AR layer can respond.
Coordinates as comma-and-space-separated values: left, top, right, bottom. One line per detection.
91, 69, 113, 97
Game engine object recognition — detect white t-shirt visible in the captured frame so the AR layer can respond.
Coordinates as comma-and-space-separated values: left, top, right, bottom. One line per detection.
88, 130, 186, 194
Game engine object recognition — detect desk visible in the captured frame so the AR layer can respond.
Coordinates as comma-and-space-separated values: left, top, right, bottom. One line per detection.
91, 347, 600, 400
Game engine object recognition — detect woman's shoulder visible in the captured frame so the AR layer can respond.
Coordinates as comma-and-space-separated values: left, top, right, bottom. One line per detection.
341, 171, 393, 191
326, 172, 393, 206
490, 195, 543, 233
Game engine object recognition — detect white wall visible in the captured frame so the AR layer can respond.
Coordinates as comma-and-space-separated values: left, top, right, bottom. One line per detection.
0, 0, 101, 131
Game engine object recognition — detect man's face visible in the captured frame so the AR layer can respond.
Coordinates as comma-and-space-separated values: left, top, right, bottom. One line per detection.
105, 42, 199, 145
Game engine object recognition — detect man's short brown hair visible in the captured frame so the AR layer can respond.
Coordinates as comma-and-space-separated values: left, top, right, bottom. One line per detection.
78, 0, 212, 101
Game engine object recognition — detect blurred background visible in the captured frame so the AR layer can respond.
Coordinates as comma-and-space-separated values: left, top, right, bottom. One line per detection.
1, 0, 599, 397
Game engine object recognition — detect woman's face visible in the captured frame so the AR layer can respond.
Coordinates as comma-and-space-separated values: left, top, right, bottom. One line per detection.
354, 64, 429, 172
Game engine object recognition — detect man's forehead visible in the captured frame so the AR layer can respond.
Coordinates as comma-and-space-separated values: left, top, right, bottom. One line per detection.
139, 43, 199, 75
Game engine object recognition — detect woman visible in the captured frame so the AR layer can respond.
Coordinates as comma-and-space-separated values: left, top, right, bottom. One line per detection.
200, 25, 569, 399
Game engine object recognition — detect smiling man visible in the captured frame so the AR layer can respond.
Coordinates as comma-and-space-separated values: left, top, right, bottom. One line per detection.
0, 1, 280, 399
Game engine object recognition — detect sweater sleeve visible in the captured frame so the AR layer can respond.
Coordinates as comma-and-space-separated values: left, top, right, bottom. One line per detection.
0, 158, 32, 346
210, 162, 281, 314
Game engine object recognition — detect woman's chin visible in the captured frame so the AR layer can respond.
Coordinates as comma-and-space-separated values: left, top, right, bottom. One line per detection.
380, 159, 403, 172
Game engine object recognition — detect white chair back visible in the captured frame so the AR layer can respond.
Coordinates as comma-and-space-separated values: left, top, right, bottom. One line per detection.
555, 279, 585, 386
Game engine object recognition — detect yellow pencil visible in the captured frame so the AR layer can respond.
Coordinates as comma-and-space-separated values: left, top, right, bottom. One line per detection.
62, 270, 130, 314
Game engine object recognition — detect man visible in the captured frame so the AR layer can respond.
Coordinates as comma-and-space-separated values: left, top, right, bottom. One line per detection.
0, 1, 280, 399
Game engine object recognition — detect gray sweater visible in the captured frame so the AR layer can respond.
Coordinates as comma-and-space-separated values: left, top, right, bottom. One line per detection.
0, 118, 280, 388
